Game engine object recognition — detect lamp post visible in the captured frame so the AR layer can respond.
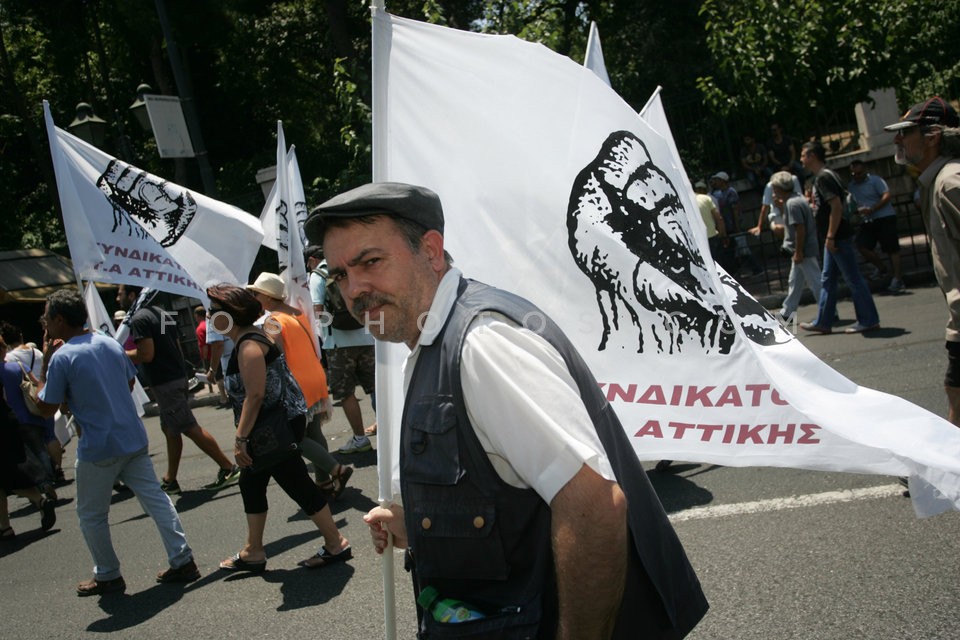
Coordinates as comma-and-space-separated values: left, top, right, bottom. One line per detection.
154, 0, 218, 197
67, 102, 108, 148
129, 83, 153, 132
66, 101, 136, 162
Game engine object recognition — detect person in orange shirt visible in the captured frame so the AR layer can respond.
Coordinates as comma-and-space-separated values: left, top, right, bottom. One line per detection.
246, 273, 354, 499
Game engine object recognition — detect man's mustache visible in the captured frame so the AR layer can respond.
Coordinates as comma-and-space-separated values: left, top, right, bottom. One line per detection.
352, 293, 393, 318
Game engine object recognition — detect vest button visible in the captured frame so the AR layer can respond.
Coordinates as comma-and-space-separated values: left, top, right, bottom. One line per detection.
421, 517, 432, 530
473, 516, 484, 529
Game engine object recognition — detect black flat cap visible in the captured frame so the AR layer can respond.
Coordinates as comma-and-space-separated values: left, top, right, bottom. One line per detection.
304, 182, 444, 244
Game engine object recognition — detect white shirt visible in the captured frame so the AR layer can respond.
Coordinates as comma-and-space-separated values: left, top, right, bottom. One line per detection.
403, 268, 614, 504
5, 346, 43, 379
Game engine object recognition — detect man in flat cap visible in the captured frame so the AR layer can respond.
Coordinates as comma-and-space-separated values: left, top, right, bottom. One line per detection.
884, 96, 960, 427
304, 182, 707, 639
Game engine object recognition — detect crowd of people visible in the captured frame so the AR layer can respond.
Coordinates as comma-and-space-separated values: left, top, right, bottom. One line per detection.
3, 94, 959, 639
703, 120, 911, 331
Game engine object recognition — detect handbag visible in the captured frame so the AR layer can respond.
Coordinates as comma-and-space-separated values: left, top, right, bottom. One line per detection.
16, 361, 45, 417
247, 401, 300, 471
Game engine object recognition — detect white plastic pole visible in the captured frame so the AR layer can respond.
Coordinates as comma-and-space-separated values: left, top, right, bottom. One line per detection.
370, 4, 397, 639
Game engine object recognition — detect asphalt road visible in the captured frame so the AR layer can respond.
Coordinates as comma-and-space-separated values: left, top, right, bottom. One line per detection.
2, 282, 958, 639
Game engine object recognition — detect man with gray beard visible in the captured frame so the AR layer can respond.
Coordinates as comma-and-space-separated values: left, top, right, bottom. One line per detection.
884, 97, 960, 426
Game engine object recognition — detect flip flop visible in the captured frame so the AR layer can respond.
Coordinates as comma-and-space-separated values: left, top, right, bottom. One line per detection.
219, 553, 267, 573
297, 545, 352, 569
364, 423, 378, 436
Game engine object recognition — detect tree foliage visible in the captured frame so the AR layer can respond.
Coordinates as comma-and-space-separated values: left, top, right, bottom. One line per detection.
696, 0, 960, 137
2, 0, 957, 255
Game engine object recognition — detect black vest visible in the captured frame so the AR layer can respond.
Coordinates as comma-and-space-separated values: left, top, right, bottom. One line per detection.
401, 277, 708, 639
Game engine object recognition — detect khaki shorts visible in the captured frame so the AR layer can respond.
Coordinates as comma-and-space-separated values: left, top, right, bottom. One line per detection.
152, 378, 198, 434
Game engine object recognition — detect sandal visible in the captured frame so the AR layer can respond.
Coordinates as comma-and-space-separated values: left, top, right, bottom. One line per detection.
331, 465, 354, 499
219, 553, 267, 573
297, 544, 352, 569
317, 465, 354, 500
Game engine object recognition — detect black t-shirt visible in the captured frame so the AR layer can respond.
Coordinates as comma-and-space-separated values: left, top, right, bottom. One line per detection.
129, 306, 186, 385
767, 135, 795, 168
812, 167, 853, 242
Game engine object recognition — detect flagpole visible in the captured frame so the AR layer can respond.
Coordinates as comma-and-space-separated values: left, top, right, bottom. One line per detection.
638, 84, 663, 118
370, 4, 397, 639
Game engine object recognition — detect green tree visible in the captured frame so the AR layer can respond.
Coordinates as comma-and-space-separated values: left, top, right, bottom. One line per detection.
696, 0, 960, 139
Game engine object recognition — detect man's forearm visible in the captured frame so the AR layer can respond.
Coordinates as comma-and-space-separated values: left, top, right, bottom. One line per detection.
827, 198, 842, 238
551, 465, 627, 640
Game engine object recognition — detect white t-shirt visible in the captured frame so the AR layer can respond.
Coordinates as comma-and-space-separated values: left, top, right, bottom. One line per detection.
404, 268, 614, 505
5, 346, 43, 379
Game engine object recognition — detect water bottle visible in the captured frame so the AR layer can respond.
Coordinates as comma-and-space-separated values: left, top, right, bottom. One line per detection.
417, 586, 486, 623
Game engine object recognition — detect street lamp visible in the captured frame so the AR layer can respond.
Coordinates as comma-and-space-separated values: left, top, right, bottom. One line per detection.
68, 102, 108, 148
129, 83, 154, 132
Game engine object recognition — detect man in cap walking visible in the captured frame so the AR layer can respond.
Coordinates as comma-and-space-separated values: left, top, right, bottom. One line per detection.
884, 96, 960, 425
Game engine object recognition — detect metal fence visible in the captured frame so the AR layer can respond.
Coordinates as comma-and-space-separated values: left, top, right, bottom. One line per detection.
737, 191, 930, 302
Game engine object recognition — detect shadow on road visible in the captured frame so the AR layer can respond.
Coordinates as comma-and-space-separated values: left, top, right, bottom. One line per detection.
88, 580, 193, 632
647, 465, 715, 514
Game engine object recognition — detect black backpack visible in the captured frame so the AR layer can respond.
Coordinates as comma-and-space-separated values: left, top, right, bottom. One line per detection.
316, 263, 363, 331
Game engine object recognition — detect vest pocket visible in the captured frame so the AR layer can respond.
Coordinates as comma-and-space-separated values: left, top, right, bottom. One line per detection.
405, 396, 461, 486
409, 501, 507, 580
419, 595, 541, 639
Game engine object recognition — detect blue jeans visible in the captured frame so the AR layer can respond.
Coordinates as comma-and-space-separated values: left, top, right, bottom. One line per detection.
812, 237, 880, 329
75, 447, 192, 580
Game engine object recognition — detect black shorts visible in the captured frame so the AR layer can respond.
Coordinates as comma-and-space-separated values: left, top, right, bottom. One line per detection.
856, 216, 900, 254
945, 341, 960, 388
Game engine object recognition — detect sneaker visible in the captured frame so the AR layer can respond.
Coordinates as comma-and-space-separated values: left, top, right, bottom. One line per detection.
799, 321, 832, 334
156, 558, 201, 583
844, 322, 880, 334
888, 277, 905, 293
205, 465, 241, 490
160, 478, 182, 496
337, 435, 372, 454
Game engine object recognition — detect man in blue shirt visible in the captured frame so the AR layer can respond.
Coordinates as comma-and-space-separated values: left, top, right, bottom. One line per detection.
35, 289, 199, 597
847, 160, 904, 292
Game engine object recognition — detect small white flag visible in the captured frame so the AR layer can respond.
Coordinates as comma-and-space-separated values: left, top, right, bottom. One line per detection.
261, 122, 320, 355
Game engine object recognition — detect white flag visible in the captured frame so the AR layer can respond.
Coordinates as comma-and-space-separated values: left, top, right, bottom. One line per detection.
43, 101, 263, 304
260, 122, 320, 355
372, 12, 960, 516
583, 21, 611, 87
82, 281, 151, 416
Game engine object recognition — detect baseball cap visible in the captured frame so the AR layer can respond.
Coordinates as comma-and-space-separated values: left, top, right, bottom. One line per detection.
694, 180, 707, 189
711, 171, 729, 181
884, 96, 960, 132
246, 272, 286, 301
113, 310, 126, 322
304, 182, 444, 244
